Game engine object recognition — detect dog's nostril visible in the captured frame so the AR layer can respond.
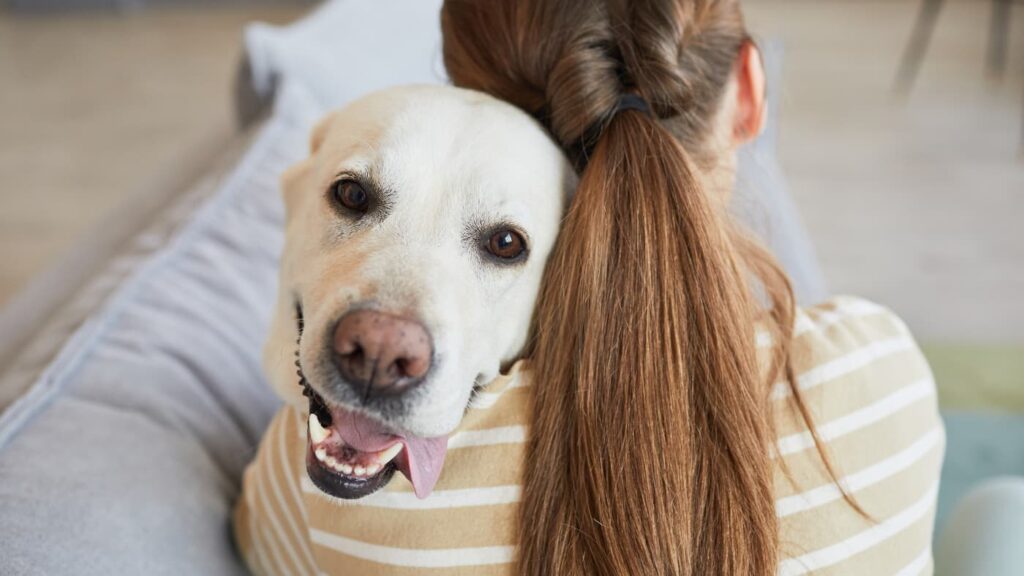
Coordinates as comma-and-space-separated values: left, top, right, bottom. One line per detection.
332, 310, 432, 399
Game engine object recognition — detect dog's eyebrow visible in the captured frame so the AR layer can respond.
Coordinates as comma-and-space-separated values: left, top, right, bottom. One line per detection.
366, 165, 396, 212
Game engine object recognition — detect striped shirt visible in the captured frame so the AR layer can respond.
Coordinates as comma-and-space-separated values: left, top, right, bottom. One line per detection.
235, 296, 944, 575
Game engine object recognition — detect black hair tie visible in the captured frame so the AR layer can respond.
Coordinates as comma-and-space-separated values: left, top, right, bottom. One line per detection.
573, 93, 653, 170
611, 93, 652, 117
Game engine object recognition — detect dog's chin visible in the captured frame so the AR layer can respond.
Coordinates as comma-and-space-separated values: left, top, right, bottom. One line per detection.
305, 445, 398, 499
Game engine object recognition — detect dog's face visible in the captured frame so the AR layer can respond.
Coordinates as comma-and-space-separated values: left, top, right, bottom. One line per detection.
264, 85, 572, 499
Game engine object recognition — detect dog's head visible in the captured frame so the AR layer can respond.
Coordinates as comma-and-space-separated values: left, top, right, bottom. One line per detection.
264, 85, 573, 499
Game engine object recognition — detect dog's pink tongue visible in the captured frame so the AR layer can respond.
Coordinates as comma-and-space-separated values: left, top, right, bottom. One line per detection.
331, 408, 448, 499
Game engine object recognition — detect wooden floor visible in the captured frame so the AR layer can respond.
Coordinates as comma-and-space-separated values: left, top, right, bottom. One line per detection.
0, 1, 1021, 343
0, 6, 303, 305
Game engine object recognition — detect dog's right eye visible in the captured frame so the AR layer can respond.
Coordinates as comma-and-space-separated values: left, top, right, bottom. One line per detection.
330, 179, 370, 215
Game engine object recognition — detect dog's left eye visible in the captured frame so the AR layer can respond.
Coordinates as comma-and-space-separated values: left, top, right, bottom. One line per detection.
486, 229, 526, 261
331, 179, 370, 214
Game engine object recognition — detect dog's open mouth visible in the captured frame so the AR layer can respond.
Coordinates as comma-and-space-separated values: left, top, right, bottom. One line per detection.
296, 308, 448, 500
301, 379, 449, 500
303, 386, 400, 499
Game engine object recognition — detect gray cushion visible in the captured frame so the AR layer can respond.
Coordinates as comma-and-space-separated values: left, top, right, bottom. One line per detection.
0, 84, 320, 575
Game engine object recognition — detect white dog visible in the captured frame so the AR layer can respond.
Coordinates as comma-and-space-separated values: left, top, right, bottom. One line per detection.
259, 85, 573, 500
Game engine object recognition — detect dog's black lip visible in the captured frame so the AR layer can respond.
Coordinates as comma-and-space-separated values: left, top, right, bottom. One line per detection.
305, 445, 398, 500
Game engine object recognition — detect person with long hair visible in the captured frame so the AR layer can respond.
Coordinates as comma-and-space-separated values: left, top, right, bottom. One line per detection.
438, 1, 943, 574
236, 1, 944, 574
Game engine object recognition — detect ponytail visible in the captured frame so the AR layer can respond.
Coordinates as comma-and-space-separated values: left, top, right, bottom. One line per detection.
441, 1, 832, 573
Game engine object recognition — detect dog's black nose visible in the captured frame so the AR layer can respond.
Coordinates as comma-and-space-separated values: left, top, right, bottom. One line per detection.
332, 310, 432, 399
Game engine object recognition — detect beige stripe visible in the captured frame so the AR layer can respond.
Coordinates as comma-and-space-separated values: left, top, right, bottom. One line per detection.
778, 482, 938, 575
772, 348, 931, 438
308, 542, 513, 576
310, 528, 514, 568
774, 398, 940, 498
265, 413, 318, 572
893, 546, 932, 576
246, 523, 270, 576
759, 298, 889, 349
255, 414, 309, 575
233, 475, 261, 576
777, 426, 943, 518
276, 409, 310, 524
774, 335, 919, 400
385, 442, 525, 493
460, 387, 530, 428
307, 500, 518, 549
775, 377, 936, 457
302, 475, 521, 509
789, 307, 908, 365
449, 425, 527, 449
258, 521, 295, 576
777, 430, 943, 553
244, 452, 280, 576
469, 373, 528, 410
812, 508, 937, 576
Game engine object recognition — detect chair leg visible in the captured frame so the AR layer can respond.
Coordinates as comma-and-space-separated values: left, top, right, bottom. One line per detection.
894, 0, 946, 96
987, 0, 1012, 79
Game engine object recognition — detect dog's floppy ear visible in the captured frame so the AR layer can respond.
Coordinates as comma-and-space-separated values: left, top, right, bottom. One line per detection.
279, 112, 338, 214
308, 112, 337, 155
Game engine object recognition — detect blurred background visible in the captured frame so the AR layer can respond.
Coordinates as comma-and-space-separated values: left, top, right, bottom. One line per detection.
0, 0, 1021, 538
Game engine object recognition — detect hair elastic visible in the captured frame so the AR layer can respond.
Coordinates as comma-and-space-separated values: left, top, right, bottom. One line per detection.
610, 93, 652, 117
574, 93, 653, 170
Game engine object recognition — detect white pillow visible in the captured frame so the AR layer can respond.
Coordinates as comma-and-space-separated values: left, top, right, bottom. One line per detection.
245, 0, 446, 109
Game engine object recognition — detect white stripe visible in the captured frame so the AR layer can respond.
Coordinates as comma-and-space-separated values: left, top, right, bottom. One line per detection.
301, 476, 521, 509
278, 413, 310, 524
797, 298, 887, 336
759, 298, 887, 348
772, 336, 915, 399
259, 524, 295, 576
470, 375, 528, 409
893, 546, 932, 576
449, 425, 527, 449
775, 378, 935, 457
310, 529, 514, 567
776, 427, 942, 517
271, 415, 317, 570
255, 432, 307, 575
249, 529, 272, 576
246, 474, 275, 576
778, 481, 938, 575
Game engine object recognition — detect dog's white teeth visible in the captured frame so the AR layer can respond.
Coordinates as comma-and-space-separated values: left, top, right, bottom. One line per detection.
378, 443, 403, 465
366, 464, 381, 475
354, 465, 366, 476
340, 463, 353, 475
308, 414, 330, 444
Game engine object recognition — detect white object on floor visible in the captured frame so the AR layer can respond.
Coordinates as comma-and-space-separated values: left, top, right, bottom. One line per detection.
936, 476, 1024, 576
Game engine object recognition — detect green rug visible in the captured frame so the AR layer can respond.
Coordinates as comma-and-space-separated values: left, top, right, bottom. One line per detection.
923, 344, 1024, 412
922, 344, 1024, 538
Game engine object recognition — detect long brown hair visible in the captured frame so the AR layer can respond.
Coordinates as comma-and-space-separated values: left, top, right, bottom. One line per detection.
442, 1, 837, 574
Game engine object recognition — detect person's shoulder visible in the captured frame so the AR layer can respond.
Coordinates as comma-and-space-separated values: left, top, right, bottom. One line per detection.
794, 296, 921, 360
787, 296, 936, 404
